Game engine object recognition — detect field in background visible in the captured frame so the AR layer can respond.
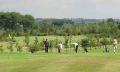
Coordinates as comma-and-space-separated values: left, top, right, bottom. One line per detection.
0, 35, 120, 53
0, 35, 86, 52
15, 35, 86, 44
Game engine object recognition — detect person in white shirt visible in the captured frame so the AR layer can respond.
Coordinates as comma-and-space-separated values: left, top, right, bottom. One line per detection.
57, 42, 63, 53
73, 43, 79, 53
113, 38, 118, 54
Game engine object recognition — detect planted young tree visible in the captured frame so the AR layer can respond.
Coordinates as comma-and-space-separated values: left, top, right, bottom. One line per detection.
81, 38, 89, 52
7, 41, 14, 53
8, 34, 16, 42
34, 37, 39, 50
87, 34, 96, 50
89, 39, 96, 50
64, 35, 72, 52
29, 44, 36, 53
29, 37, 40, 53
94, 34, 102, 49
0, 45, 3, 52
69, 35, 73, 49
100, 38, 110, 53
15, 42, 22, 52
39, 38, 45, 51
7, 34, 17, 53
24, 35, 30, 47
17, 46, 22, 52
49, 40, 56, 52
64, 36, 69, 51
0, 29, 8, 41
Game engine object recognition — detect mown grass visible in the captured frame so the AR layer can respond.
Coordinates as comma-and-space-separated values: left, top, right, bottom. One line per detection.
0, 51, 120, 72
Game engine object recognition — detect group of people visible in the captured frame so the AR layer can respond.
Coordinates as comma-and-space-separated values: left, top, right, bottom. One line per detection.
44, 38, 118, 54
44, 39, 63, 53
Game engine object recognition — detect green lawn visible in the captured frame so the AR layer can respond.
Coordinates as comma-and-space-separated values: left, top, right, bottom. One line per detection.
0, 51, 120, 72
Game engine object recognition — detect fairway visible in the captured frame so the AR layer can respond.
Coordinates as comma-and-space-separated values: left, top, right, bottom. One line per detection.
0, 52, 120, 72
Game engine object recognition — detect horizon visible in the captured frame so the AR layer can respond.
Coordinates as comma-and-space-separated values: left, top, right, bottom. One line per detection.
0, 0, 120, 19
35, 17, 120, 19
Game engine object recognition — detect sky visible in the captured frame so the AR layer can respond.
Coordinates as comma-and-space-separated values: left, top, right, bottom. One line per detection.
0, 0, 120, 19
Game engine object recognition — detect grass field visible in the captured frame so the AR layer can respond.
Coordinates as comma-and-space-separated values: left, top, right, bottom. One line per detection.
0, 36, 120, 72
0, 51, 120, 72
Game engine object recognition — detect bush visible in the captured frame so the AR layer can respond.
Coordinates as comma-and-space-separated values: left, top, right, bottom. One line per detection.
0, 45, 3, 52
49, 40, 56, 49
28, 37, 40, 53
100, 38, 110, 46
7, 41, 14, 52
24, 35, 30, 46
33, 37, 40, 51
81, 38, 89, 47
39, 38, 45, 50
29, 44, 36, 53
81, 38, 89, 52
8, 34, 16, 42
15, 42, 22, 52
17, 46, 22, 52
64, 35, 72, 49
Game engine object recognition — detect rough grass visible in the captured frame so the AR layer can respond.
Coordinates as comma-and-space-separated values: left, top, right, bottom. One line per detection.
15, 35, 86, 44
0, 52, 120, 72
0, 35, 86, 51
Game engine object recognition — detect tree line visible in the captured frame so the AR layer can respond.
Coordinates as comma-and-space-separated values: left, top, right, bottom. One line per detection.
0, 12, 120, 39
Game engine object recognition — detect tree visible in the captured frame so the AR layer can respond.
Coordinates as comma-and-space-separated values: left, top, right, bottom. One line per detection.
22, 15, 35, 32
15, 42, 22, 52
7, 41, 14, 53
81, 38, 89, 52
0, 45, 3, 52
24, 35, 30, 47
100, 38, 110, 52
0, 12, 35, 36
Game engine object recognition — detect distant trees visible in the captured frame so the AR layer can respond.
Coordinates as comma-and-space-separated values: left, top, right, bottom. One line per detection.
0, 12, 35, 36
0, 12, 120, 39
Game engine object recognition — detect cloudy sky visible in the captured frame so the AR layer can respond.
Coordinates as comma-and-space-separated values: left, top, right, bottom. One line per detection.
0, 0, 120, 18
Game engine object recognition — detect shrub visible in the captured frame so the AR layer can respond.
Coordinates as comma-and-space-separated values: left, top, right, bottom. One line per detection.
81, 38, 89, 47
24, 35, 30, 46
81, 38, 89, 52
33, 37, 40, 51
7, 41, 14, 52
29, 37, 40, 53
64, 35, 72, 48
8, 34, 16, 42
0, 45, 3, 52
100, 38, 110, 46
39, 38, 45, 50
15, 42, 22, 52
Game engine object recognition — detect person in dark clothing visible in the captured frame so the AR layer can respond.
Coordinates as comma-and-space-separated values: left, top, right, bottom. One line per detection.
75, 45, 79, 53
44, 39, 49, 53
